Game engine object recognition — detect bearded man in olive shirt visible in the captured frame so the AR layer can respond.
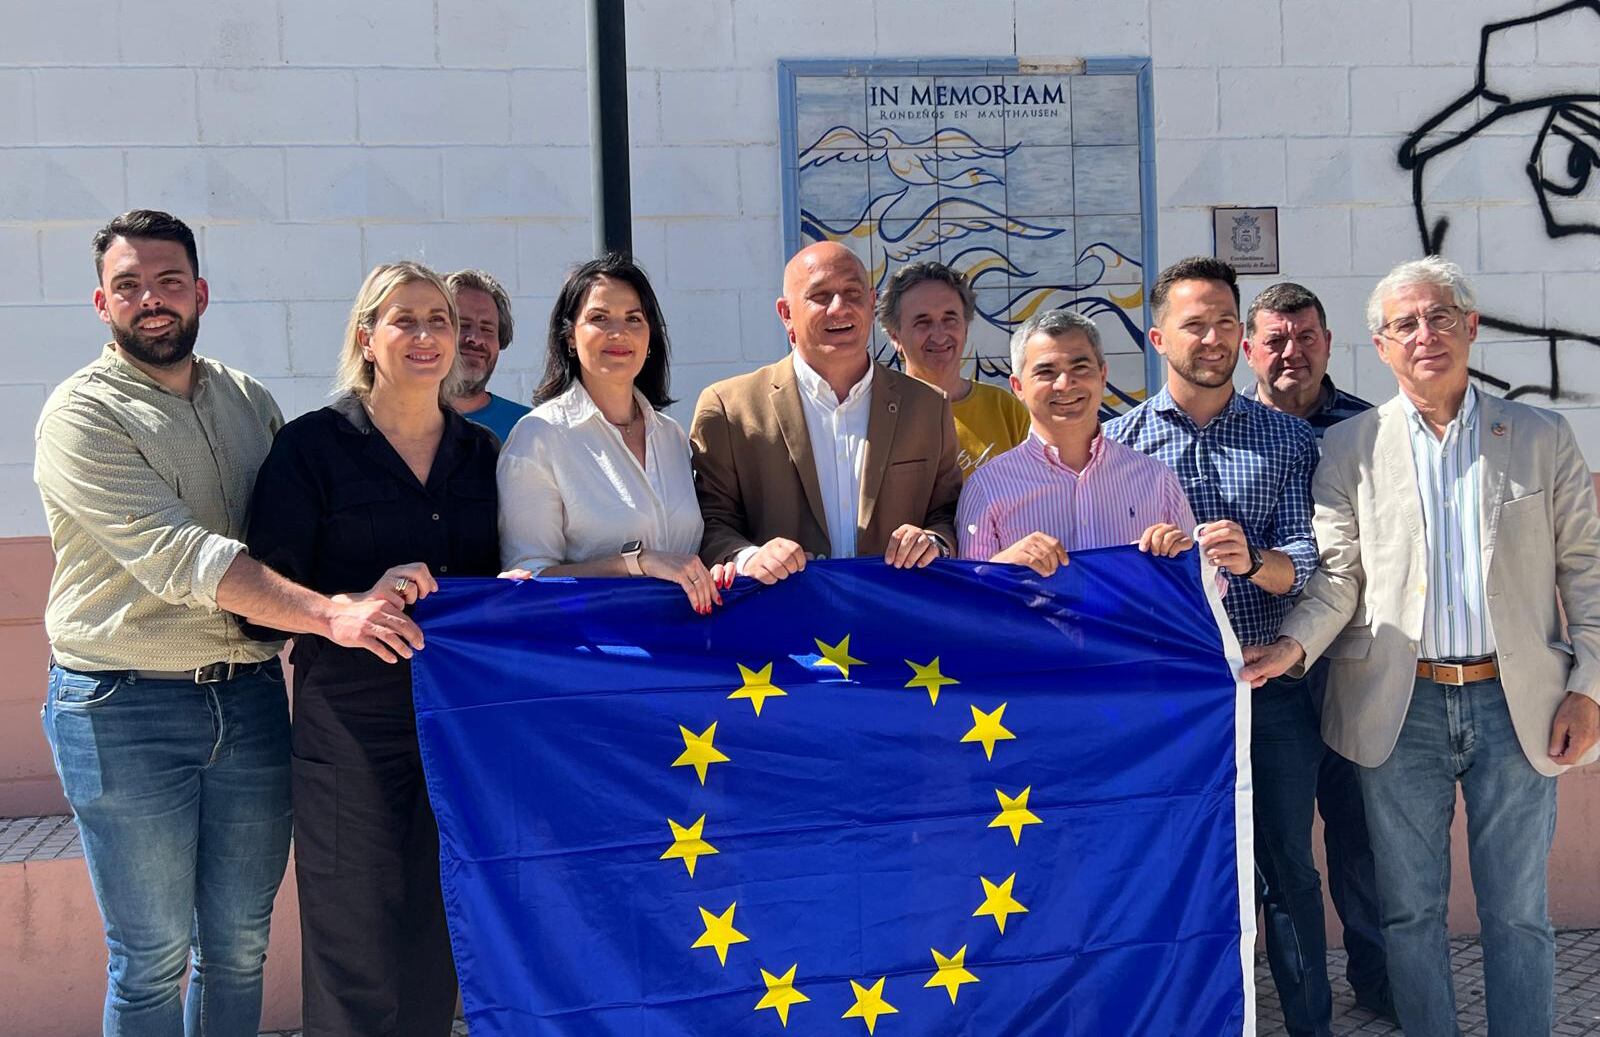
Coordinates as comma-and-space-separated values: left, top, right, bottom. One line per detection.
34, 210, 423, 1037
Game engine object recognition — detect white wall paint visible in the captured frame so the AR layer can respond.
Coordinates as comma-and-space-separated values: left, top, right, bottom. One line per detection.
1, 0, 1594, 536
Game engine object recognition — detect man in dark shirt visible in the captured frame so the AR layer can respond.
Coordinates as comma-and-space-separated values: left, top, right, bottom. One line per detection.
1242, 282, 1392, 1021
1106, 257, 1330, 1037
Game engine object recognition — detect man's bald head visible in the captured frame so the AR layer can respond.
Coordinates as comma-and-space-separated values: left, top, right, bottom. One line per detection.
776, 241, 875, 387
783, 241, 866, 298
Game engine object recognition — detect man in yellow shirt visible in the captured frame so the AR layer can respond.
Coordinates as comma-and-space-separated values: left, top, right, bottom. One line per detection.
877, 262, 1029, 475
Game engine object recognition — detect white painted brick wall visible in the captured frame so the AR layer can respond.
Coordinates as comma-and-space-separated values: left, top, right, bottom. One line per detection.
4, 0, 1600, 539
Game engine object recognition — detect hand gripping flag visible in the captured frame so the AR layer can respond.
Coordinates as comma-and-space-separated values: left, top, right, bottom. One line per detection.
412, 549, 1255, 1036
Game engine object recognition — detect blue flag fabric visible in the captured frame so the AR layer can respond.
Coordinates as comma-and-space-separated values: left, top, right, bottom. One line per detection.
412, 549, 1254, 1036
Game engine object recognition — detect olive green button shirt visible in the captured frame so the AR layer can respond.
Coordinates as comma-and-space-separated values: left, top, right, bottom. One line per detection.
35, 345, 285, 672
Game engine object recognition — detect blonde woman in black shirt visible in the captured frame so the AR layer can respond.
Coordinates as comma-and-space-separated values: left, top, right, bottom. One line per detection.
246, 261, 500, 1037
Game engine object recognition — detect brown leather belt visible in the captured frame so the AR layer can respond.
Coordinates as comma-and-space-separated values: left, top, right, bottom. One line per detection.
1416, 657, 1498, 686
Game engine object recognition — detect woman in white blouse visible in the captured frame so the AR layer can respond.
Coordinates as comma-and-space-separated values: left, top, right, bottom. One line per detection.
497, 254, 731, 613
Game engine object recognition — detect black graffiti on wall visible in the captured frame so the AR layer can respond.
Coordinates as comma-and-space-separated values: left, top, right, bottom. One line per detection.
1398, 0, 1600, 401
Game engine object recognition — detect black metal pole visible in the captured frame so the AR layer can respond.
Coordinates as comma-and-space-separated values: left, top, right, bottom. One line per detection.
587, 0, 632, 257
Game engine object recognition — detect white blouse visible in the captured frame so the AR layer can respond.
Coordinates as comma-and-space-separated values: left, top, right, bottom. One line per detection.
496, 382, 705, 575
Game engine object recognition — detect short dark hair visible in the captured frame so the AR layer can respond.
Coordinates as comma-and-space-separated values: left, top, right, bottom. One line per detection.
535, 253, 674, 410
446, 268, 515, 349
1246, 282, 1327, 335
92, 209, 199, 279
875, 261, 976, 335
1151, 256, 1238, 323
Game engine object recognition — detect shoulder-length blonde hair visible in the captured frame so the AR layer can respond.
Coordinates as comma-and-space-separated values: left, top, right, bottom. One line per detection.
334, 261, 463, 401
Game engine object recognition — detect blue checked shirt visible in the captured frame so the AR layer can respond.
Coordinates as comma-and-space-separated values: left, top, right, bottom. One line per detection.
1106, 388, 1319, 645
1241, 376, 1373, 438
1398, 387, 1494, 660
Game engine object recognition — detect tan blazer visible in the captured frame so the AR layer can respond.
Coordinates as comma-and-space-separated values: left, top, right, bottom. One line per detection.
689, 355, 962, 565
1281, 393, 1600, 777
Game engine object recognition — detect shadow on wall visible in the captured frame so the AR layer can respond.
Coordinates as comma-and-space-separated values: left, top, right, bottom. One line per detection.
1400, 0, 1600, 402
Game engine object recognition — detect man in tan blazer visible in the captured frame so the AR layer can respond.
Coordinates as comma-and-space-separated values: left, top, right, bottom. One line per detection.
691, 241, 961, 583
1243, 257, 1600, 1037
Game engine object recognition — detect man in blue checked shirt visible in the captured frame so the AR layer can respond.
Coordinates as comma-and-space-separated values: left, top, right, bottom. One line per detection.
1106, 256, 1330, 1037
1241, 282, 1394, 1024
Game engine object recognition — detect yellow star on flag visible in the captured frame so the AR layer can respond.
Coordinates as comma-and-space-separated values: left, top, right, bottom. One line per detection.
974, 872, 1029, 934
903, 656, 959, 705
813, 634, 865, 678
728, 662, 787, 716
690, 902, 749, 965
754, 963, 810, 1027
989, 786, 1043, 845
924, 945, 979, 1004
660, 815, 718, 877
961, 703, 1016, 760
841, 976, 898, 1034
672, 721, 729, 784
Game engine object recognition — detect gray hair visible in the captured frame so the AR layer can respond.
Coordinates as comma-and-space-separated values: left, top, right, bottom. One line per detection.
875, 260, 977, 336
1365, 256, 1478, 334
1008, 308, 1104, 372
446, 268, 515, 349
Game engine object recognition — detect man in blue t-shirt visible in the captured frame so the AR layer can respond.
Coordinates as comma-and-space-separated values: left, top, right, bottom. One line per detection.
447, 268, 529, 444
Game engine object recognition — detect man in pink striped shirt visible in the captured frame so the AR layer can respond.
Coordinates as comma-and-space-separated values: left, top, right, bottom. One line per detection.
957, 309, 1197, 576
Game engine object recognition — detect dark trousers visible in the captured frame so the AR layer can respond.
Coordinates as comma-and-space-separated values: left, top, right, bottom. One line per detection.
1307, 659, 1389, 1006
291, 675, 457, 1037
1253, 671, 1333, 1037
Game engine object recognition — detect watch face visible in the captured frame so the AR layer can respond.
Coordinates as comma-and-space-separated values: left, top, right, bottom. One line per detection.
622, 540, 644, 555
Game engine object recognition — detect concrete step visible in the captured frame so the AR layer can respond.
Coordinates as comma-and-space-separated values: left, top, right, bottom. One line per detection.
0, 815, 304, 1036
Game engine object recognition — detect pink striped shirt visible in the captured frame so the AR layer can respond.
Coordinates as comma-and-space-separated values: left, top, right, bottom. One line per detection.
957, 431, 1199, 559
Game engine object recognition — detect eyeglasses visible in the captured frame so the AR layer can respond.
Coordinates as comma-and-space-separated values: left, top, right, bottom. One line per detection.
1379, 306, 1464, 343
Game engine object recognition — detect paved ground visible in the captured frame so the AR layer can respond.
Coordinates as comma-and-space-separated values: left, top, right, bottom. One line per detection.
258, 929, 1600, 1036
1257, 928, 1600, 1036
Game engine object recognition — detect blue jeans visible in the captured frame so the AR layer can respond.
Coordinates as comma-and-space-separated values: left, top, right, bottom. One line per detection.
1360, 676, 1557, 1037
1253, 672, 1333, 1037
42, 663, 292, 1037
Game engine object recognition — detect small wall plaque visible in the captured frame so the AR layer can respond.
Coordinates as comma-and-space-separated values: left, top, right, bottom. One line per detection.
1212, 206, 1279, 274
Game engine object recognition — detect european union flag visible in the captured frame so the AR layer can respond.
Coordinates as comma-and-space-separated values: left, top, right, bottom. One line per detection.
412, 549, 1254, 1036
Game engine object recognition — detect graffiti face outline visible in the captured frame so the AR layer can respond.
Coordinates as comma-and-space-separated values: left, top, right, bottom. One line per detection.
1398, 0, 1600, 401
1529, 101, 1600, 238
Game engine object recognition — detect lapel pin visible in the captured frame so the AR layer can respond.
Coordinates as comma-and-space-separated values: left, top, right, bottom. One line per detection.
1491, 422, 1507, 437
887, 401, 898, 414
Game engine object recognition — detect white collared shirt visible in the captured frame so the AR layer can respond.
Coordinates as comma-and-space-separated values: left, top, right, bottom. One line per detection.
734, 353, 874, 573
1398, 386, 1495, 659
496, 381, 703, 575
791, 350, 874, 558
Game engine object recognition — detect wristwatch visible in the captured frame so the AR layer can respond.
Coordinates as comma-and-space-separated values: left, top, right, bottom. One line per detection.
1241, 543, 1264, 579
620, 539, 644, 576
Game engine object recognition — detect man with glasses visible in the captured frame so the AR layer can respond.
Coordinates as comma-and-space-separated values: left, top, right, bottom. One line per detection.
1241, 283, 1393, 1022
1244, 257, 1600, 1036
1106, 257, 1328, 1037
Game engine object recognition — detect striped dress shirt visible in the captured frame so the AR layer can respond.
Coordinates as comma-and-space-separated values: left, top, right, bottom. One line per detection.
956, 431, 1198, 558
1399, 387, 1495, 660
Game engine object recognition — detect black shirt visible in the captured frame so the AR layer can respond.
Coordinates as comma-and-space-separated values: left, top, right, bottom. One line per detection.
245, 394, 501, 687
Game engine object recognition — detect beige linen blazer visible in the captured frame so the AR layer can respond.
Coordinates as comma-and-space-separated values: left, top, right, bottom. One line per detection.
1281, 393, 1600, 777
689, 355, 962, 566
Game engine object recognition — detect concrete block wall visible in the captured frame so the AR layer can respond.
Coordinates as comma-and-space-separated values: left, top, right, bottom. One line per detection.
4, 0, 1600, 804
7, 0, 1600, 544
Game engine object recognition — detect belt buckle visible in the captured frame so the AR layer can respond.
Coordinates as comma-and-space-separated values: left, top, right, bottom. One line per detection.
1433, 661, 1466, 686
194, 662, 235, 685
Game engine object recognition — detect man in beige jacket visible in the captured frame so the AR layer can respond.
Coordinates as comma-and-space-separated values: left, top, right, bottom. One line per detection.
690, 241, 961, 583
1243, 257, 1600, 1036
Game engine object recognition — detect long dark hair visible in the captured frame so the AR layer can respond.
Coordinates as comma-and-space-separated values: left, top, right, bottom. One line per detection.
533, 253, 674, 409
